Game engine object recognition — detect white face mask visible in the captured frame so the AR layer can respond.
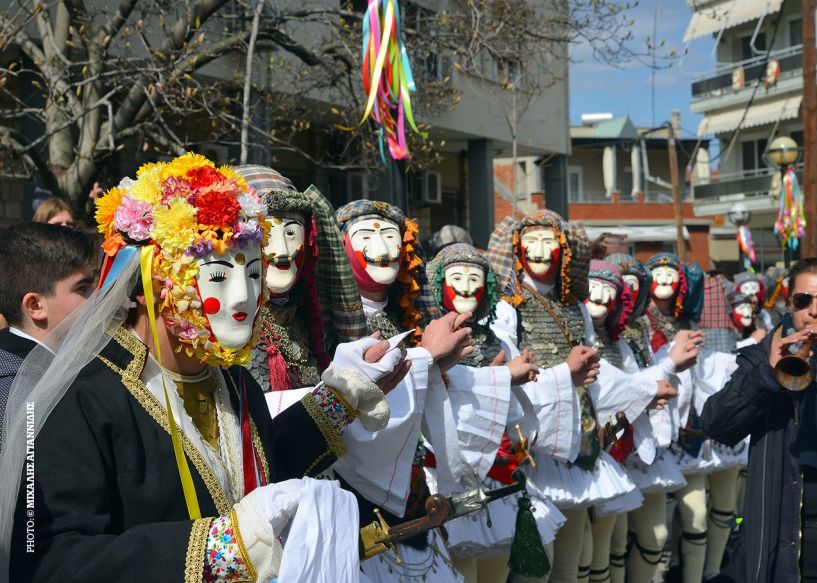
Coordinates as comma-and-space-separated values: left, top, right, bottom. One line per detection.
740, 281, 761, 297
263, 211, 305, 296
196, 245, 263, 349
348, 217, 402, 285
586, 279, 618, 322
443, 264, 486, 315
520, 227, 561, 278
622, 274, 640, 294
734, 302, 754, 328
651, 266, 680, 300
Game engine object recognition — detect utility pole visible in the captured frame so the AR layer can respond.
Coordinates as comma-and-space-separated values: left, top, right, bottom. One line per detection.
803, 0, 817, 255
667, 118, 686, 262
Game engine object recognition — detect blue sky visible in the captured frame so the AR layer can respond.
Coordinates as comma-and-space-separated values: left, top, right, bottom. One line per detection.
570, 0, 715, 139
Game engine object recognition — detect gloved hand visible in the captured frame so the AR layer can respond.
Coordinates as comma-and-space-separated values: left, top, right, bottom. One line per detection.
332, 335, 407, 387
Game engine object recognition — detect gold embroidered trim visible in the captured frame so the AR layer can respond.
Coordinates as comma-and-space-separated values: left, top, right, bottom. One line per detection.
98, 327, 231, 514
184, 518, 211, 583
303, 450, 332, 477
249, 418, 270, 483
302, 392, 347, 463
231, 509, 258, 582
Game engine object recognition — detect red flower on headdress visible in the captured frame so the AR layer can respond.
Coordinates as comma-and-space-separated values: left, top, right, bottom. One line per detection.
196, 190, 241, 226
187, 166, 225, 190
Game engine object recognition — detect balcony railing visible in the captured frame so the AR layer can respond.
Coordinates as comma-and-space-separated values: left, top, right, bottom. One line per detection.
693, 164, 803, 200
691, 45, 803, 101
569, 190, 691, 204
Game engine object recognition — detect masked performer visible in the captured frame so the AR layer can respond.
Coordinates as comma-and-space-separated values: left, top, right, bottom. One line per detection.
763, 267, 790, 328
693, 278, 757, 582
1, 154, 406, 583
583, 259, 700, 583
600, 253, 689, 583
424, 242, 565, 583
735, 271, 772, 331
644, 253, 741, 583
336, 200, 472, 583
485, 210, 641, 583
237, 165, 369, 392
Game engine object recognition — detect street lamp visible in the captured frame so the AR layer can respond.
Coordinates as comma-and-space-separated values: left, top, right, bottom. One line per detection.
767, 136, 801, 266
728, 202, 752, 271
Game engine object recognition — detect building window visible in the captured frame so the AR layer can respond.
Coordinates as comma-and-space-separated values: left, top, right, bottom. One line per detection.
790, 18, 803, 47
741, 138, 768, 173
568, 167, 583, 202
737, 33, 766, 62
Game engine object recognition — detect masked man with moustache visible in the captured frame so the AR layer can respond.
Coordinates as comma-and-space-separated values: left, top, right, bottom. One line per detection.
336, 200, 473, 583
235, 165, 370, 392
735, 271, 772, 332
424, 242, 565, 583
1, 154, 410, 583
485, 210, 638, 583
702, 258, 817, 583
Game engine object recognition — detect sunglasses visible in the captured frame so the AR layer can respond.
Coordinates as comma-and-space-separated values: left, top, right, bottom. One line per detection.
792, 292, 817, 310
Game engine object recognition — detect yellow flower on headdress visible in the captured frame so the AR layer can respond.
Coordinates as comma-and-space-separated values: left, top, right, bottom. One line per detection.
163, 152, 214, 180
95, 186, 125, 235
130, 163, 163, 204
153, 198, 198, 255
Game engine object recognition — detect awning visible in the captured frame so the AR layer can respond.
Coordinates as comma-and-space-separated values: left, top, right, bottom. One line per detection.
684, 0, 783, 43
583, 225, 690, 243
697, 94, 802, 136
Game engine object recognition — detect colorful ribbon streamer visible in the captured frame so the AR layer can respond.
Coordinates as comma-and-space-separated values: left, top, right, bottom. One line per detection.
737, 224, 757, 273
775, 165, 807, 250
346, 0, 425, 163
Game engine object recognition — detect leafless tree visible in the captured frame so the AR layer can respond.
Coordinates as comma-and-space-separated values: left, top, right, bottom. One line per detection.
0, 0, 669, 213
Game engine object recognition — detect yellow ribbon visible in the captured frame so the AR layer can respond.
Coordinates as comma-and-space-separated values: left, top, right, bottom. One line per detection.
140, 245, 202, 520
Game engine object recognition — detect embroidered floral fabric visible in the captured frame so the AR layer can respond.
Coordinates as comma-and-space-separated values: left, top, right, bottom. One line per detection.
310, 383, 357, 436
203, 511, 255, 582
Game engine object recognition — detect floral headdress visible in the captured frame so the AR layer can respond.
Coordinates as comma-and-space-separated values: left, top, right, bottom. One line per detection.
588, 259, 634, 341
764, 267, 789, 309
427, 243, 498, 324
95, 153, 270, 368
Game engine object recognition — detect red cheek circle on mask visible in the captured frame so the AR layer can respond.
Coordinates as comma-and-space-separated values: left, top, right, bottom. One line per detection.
203, 297, 221, 315
442, 281, 459, 313
732, 310, 747, 330
520, 245, 561, 280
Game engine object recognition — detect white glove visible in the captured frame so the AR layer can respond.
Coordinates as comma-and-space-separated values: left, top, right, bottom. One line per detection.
331, 336, 405, 385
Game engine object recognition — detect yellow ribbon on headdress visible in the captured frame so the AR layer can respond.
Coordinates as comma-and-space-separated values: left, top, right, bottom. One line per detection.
140, 245, 201, 520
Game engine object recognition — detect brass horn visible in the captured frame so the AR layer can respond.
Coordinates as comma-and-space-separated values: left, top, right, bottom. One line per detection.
774, 334, 814, 392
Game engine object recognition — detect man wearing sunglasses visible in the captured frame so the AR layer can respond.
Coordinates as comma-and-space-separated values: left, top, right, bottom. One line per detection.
702, 258, 817, 583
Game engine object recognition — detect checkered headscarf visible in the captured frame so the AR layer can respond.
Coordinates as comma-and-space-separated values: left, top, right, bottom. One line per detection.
335, 200, 442, 328
484, 210, 590, 305
235, 165, 368, 348
699, 275, 738, 353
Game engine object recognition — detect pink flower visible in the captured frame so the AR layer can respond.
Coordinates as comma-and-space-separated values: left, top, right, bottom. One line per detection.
174, 320, 200, 340
113, 196, 154, 241
161, 177, 192, 204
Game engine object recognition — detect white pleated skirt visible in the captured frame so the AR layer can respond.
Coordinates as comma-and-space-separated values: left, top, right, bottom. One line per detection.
670, 442, 720, 475
528, 451, 637, 510
709, 438, 749, 470
596, 487, 645, 518
625, 449, 688, 494
431, 474, 567, 557
360, 529, 464, 583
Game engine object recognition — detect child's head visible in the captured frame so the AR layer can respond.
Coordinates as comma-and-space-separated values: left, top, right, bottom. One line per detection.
0, 223, 96, 337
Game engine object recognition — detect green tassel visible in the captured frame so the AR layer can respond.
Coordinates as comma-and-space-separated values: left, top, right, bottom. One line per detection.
507, 493, 550, 582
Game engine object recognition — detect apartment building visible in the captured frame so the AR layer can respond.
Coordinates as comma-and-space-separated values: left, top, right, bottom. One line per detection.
685, 0, 805, 270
